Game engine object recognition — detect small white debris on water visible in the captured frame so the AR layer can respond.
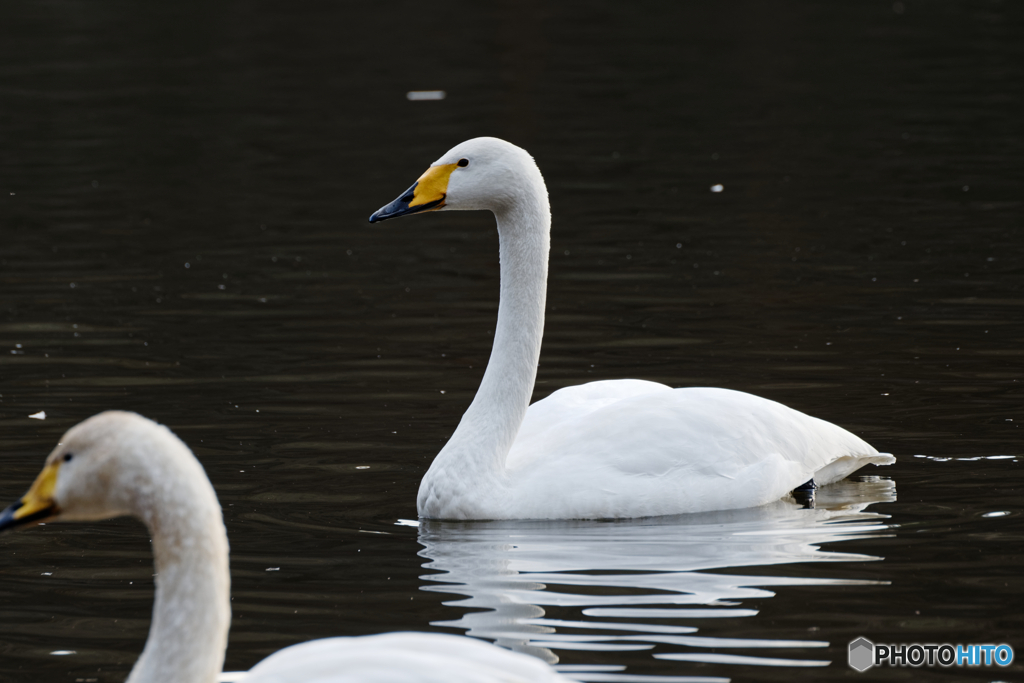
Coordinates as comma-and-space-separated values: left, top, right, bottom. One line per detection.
407, 90, 446, 101
50, 651, 76, 656
266, 567, 280, 572
41, 572, 52, 576
356, 466, 370, 470
710, 184, 724, 193
29, 411, 46, 420
395, 519, 420, 527
983, 511, 1010, 518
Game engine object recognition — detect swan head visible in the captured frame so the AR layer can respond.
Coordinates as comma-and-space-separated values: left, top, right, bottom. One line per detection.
369, 137, 544, 222
0, 411, 193, 530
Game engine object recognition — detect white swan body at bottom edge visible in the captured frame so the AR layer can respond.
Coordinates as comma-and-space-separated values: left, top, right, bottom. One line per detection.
419, 381, 893, 520
239, 632, 571, 683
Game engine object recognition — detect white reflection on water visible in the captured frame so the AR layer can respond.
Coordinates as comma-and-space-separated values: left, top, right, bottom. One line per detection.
416, 477, 895, 681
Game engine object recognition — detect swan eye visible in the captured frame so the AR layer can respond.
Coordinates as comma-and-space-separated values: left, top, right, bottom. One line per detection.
63, 453, 74, 463
457, 158, 469, 168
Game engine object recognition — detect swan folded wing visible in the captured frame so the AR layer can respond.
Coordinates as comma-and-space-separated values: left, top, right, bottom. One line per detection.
244, 632, 571, 683
514, 379, 673, 447
506, 386, 888, 518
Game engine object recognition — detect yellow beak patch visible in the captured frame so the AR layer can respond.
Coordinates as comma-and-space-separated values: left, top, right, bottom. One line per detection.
409, 163, 458, 209
14, 462, 60, 521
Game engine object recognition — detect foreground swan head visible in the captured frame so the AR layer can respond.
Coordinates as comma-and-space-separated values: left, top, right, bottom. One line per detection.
369, 138, 894, 521
1, 411, 221, 527
0, 411, 231, 683
0, 412, 571, 683
369, 137, 547, 222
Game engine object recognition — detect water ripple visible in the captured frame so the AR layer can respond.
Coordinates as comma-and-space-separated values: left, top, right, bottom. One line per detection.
418, 478, 895, 679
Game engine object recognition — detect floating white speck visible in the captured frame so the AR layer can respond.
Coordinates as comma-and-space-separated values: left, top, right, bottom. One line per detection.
407, 90, 446, 101
395, 519, 420, 528
710, 184, 724, 193
29, 411, 46, 420
983, 511, 1010, 518
266, 567, 280, 572
355, 465, 370, 470
41, 572, 52, 576
50, 650, 76, 656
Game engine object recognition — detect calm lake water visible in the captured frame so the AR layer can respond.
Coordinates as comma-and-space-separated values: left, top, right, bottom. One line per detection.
1, 1, 1022, 681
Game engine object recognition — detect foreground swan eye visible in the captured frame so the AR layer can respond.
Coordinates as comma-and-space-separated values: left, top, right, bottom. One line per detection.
63, 453, 74, 462
457, 158, 469, 167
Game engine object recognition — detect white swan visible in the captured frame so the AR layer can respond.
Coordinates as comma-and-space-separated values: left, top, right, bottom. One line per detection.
369, 137, 894, 520
0, 411, 571, 683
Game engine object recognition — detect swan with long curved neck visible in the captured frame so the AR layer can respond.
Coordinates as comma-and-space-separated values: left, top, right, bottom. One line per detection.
0, 411, 571, 683
369, 137, 894, 520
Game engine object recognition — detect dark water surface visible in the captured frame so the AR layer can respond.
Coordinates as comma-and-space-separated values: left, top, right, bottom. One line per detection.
1, 1, 1022, 681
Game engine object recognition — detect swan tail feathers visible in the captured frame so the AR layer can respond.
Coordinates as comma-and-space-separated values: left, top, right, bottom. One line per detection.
814, 452, 895, 487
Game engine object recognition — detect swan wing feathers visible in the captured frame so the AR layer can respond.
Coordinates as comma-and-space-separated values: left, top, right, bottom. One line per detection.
506, 383, 893, 518
243, 632, 572, 683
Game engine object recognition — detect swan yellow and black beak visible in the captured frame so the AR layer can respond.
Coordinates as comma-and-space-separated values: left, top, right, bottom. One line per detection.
0, 462, 61, 532
369, 163, 459, 223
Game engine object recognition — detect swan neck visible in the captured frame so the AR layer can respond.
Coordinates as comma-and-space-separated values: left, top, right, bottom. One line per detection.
127, 462, 231, 683
474, 202, 549, 444
418, 172, 550, 518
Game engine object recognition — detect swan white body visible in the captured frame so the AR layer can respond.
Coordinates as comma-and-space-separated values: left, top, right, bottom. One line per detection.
0, 412, 571, 683
369, 137, 894, 520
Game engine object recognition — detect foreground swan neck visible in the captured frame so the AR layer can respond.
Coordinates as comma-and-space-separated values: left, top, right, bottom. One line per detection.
126, 448, 231, 683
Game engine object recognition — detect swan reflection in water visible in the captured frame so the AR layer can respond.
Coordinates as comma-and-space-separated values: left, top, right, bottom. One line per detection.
416, 477, 895, 682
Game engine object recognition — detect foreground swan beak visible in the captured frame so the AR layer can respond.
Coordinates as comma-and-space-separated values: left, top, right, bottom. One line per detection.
369, 163, 458, 223
0, 462, 61, 531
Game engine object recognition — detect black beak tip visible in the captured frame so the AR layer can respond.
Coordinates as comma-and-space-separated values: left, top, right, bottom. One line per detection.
0, 503, 21, 532
0, 501, 58, 532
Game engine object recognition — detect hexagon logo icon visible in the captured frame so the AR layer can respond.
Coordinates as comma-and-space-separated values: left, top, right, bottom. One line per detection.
849, 637, 875, 672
